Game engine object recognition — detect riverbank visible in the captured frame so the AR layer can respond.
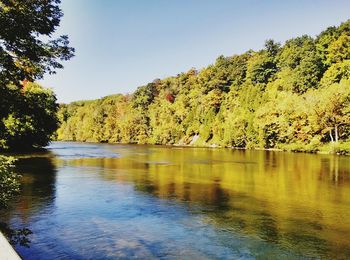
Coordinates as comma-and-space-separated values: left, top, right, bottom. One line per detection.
0, 232, 20, 260
56, 138, 350, 156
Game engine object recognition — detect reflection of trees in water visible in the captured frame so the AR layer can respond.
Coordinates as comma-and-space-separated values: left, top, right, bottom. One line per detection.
135, 177, 334, 257
0, 154, 57, 248
285, 231, 329, 256
15, 156, 57, 201
30, 147, 350, 258
0, 222, 32, 248
126, 150, 350, 259
256, 211, 279, 243
319, 156, 350, 185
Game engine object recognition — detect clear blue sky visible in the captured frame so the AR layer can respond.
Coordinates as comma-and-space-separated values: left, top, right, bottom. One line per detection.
40, 0, 350, 103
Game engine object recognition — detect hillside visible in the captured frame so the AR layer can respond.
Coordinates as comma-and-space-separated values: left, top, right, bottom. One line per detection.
57, 20, 350, 154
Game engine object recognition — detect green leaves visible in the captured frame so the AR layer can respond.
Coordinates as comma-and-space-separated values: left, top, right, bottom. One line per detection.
0, 0, 74, 86
56, 20, 350, 154
276, 35, 323, 93
0, 0, 71, 151
0, 156, 20, 209
0, 83, 59, 150
246, 51, 277, 85
327, 34, 350, 64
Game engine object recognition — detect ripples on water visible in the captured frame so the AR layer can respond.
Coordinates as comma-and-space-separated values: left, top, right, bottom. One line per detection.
1, 141, 350, 259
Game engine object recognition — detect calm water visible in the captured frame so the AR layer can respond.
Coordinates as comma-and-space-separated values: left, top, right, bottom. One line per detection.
1, 142, 350, 259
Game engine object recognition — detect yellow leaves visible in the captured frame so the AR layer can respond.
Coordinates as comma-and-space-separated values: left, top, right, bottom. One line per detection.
320, 60, 350, 87
0, 3, 10, 12
327, 34, 350, 64
13, 57, 37, 75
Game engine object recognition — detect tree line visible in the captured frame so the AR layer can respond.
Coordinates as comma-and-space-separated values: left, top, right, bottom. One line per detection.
57, 20, 350, 154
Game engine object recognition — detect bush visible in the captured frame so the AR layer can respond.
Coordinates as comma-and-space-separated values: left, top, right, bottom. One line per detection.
0, 156, 20, 209
319, 142, 350, 155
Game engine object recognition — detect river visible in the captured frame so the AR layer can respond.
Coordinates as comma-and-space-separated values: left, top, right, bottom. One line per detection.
1, 142, 350, 259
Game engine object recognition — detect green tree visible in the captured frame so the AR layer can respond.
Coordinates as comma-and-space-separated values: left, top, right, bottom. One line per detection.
327, 34, 350, 64
0, 0, 74, 151
320, 60, 350, 86
0, 0, 74, 86
276, 36, 323, 93
312, 80, 350, 143
0, 83, 59, 150
246, 51, 276, 85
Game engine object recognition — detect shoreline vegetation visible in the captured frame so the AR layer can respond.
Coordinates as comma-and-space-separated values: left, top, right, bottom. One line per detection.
52, 140, 350, 156
56, 20, 350, 155
0, 0, 74, 250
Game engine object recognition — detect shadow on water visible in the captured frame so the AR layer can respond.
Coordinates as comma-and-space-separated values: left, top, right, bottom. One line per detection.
0, 153, 57, 249
15, 155, 57, 200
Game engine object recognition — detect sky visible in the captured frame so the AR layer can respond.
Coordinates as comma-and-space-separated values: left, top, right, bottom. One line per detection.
40, 0, 350, 103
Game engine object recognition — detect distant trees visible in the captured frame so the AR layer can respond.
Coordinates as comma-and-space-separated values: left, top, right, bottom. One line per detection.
57, 20, 350, 154
313, 80, 350, 143
276, 36, 323, 93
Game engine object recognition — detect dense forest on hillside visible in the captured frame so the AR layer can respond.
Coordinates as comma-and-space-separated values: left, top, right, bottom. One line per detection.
57, 21, 350, 154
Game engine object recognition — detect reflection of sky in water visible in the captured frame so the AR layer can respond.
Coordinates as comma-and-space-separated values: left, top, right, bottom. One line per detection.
2, 142, 350, 259
48, 142, 120, 159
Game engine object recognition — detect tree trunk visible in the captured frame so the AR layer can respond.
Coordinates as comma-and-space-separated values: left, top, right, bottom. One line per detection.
335, 125, 339, 142
329, 129, 334, 143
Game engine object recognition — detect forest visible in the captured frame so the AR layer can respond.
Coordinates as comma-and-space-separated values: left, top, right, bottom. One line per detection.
57, 21, 350, 154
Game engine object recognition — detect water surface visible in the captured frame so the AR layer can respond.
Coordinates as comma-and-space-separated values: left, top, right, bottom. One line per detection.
1, 142, 350, 259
